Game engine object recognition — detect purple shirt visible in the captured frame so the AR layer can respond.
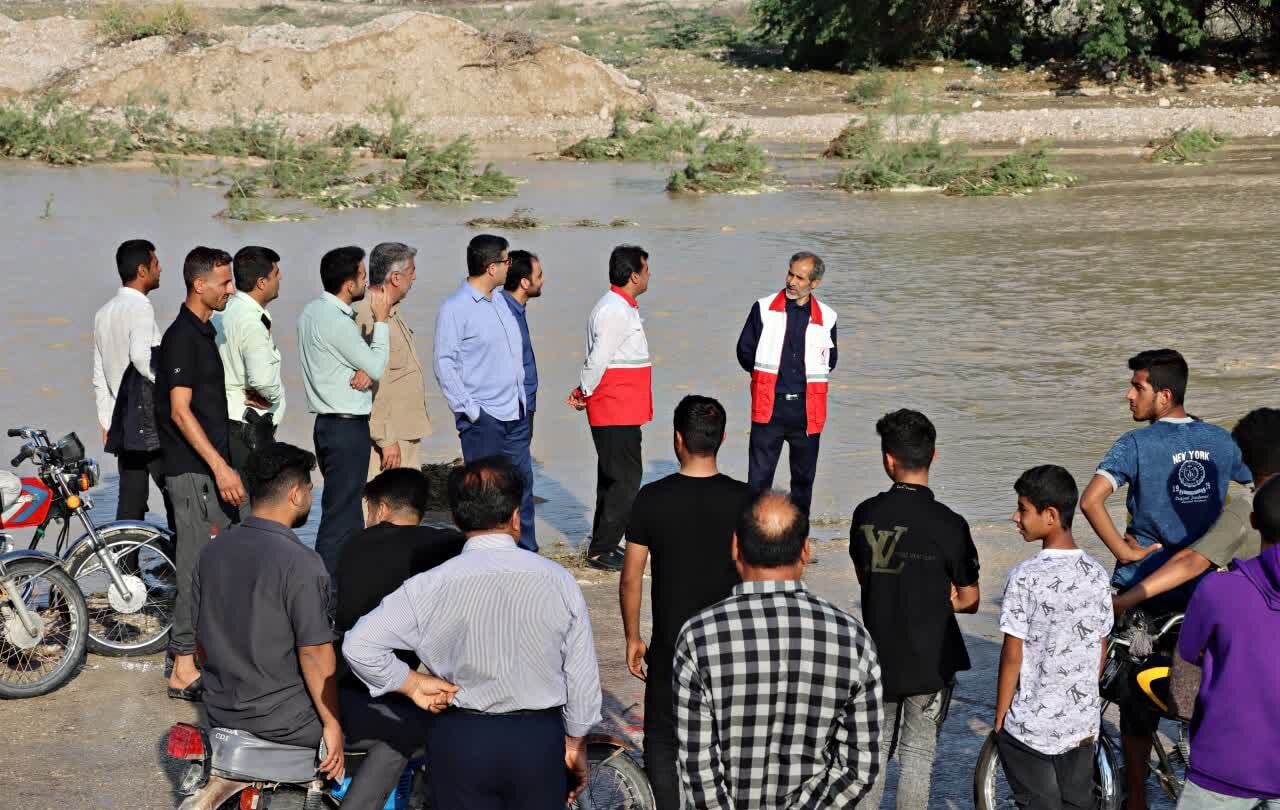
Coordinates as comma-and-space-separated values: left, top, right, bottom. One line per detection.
1178, 543, 1280, 799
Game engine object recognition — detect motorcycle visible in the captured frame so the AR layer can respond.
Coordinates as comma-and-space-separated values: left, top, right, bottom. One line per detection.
0, 543, 90, 698
166, 722, 656, 810
3, 426, 177, 657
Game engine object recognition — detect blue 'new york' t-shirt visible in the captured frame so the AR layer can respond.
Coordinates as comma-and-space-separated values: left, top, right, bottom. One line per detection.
1096, 416, 1251, 593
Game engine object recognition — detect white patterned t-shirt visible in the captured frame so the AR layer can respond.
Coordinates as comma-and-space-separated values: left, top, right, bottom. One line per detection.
1000, 548, 1113, 755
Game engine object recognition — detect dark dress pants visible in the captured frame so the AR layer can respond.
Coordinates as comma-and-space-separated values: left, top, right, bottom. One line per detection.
427, 710, 567, 810
115, 449, 174, 529
271, 688, 427, 810
588, 425, 642, 557
995, 728, 1096, 810
747, 396, 821, 515
313, 415, 371, 580
643, 659, 680, 810
455, 410, 536, 552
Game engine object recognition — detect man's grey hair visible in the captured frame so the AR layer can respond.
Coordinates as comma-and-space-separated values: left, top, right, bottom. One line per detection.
789, 251, 826, 281
369, 242, 418, 286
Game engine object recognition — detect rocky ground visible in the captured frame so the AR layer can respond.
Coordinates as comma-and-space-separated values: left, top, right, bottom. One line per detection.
2, 0, 1280, 152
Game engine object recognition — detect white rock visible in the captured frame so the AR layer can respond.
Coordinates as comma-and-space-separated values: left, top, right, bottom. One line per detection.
931, 66, 944, 75
599, 105, 610, 119
1202, 65, 1216, 74
1158, 97, 1171, 107
1104, 69, 1117, 81
1002, 67, 1009, 72
782, 66, 791, 73
971, 99, 983, 109
1017, 136, 1028, 146
502, 3, 514, 12
569, 35, 580, 43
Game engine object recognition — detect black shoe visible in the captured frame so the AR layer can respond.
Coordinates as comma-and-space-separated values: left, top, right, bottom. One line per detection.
167, 675, 204, 702
586, 549, 625, 572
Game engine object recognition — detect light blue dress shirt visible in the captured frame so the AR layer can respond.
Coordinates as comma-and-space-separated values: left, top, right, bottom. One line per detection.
297, 292, 389, 416
433, 280, 525, 423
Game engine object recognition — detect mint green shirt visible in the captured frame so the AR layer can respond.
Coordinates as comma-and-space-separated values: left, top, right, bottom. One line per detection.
298, 293, 389, 415
213, 291, 286, 425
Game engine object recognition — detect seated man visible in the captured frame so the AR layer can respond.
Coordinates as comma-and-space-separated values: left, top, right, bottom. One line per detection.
193, 443, 456, 810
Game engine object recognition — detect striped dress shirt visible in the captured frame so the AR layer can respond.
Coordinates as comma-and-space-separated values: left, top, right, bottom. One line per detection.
343, 533, 602, 736
673, 579, 883, 810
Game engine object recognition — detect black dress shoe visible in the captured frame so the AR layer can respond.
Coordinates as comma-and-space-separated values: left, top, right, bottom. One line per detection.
586, 549, 625, 572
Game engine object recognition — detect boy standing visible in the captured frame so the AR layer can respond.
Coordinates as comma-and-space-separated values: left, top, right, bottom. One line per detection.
997, 466, 1113, 810
851, 410, 980, 809
1173, 476, 1280, 810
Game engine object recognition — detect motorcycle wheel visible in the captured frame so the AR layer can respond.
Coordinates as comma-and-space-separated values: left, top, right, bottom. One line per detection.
973, 731, 1123, 810
574, 743, 655, 810
67, 528, 176, 656
0, 558, 88, 699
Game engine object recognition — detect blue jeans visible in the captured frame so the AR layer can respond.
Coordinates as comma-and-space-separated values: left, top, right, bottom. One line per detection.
1178, 781, 1280, 810
314, 415, 372, 580
455, 410, 536, 551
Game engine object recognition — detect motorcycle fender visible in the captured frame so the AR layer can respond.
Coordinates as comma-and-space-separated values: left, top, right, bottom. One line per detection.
65, 521, 173, 563
178, 774, 253, 810
0, 548, 65, 575
585, 732, 635, 752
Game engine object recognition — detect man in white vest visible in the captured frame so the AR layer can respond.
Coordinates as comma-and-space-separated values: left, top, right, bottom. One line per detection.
735, 252, 837, 516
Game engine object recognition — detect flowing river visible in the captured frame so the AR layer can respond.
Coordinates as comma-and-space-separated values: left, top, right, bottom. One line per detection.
2, 145, 1277, 546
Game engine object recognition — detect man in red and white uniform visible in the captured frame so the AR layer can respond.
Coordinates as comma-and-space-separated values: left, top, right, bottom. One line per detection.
567, 245, 653, 572
736, 252, 837, 516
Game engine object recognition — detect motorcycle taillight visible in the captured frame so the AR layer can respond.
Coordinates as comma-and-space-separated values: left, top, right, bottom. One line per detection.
239, 787, 261, 810
166, 723, 206, 760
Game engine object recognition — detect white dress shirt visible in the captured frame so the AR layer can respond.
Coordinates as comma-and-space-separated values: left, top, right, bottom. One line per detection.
92, 287, 160, 431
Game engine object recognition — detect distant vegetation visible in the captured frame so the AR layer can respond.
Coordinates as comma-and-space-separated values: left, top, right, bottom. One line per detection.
562, 111, 708, 162
97, 1, 208, 45
1148, 128, 1228, 163
666, 129, 773, 194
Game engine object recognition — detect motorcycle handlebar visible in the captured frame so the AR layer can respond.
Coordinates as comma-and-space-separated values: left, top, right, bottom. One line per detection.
10, 447, 30, 467
7, 429, 24, 438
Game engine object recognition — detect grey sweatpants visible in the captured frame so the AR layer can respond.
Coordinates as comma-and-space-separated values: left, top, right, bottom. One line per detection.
167, 471, 233, 655
862, 686, 953, 810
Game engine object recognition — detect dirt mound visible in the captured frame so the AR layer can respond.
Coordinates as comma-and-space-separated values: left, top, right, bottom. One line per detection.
0, 11, 645, 120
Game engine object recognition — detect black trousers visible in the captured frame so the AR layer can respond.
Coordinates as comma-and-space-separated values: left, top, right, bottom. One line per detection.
589, 425, 642, 556
427, 710, 567, 810
270, 689, 427, 810
115, 449, 174, 529
995, 728, 1096, 810
643, 660, 680, 810
747, 396, 821, 515
313, 415, 371, 581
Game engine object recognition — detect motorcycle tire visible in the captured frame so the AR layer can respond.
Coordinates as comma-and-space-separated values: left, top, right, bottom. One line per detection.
973, 730, 1123, 810
0, 558, 89, 699
67, 528, 176, 657
575, 743, 655, 810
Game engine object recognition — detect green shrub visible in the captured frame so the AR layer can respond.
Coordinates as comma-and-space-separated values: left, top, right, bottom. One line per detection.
1148, 128, 1228, 163
400, 137, 518, 201
561, 111, 707, 161
465, 208, 543, 229
846, 72, 889, 105
97, 1, 205, 44
943, 145, 1077, 196
644, 3, 741, 51
667, 129, 772, 193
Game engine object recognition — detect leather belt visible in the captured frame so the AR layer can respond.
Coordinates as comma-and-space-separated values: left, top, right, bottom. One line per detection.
317, 413, 369, 421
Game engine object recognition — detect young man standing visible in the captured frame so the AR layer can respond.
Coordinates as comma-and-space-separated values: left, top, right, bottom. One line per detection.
998, 466, 1113, 810
851, 409, 980, 809
499, 249, 542, 439
213, 246, 286, 487
298, 246, 391, 580
567, 245, 653, 572
1113, 407, 1280, 615
1079, 349, 1251, 809
93, 238, 171, 524
1173, 476, 1280, 810
155, 246, 243, 699
433, 235, 535, 551
355, 243, 430, 480
736, 251, 837, 516
620, 395, 750, 810
673, 492, 882, 809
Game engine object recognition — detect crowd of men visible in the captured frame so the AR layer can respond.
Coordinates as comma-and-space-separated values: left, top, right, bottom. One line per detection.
89, 238, 1279, 810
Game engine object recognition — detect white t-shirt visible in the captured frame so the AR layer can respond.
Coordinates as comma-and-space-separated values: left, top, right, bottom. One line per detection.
1000, 548, 1113, 755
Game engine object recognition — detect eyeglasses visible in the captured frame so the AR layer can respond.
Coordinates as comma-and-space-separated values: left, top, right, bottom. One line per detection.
492, 258, 512, 267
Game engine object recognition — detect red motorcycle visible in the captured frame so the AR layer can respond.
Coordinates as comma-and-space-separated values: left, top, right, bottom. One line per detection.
2, 427, 177, 657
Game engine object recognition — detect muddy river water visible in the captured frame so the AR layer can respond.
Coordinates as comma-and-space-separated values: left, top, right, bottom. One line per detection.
1, 148, 1277, 545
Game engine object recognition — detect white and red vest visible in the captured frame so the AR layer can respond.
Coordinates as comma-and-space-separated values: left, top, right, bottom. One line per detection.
581, 287, 653, 427
749, 291, 837, 435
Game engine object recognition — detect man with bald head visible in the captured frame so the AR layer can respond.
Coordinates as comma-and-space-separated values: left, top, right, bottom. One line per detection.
673, 492, 883, 809
737, 252, 838, 516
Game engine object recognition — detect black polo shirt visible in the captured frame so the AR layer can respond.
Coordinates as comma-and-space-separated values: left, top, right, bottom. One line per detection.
193, 516, 333, 740
154, 304, 230, 478
334, 522, 465, 689
850, 483, 980, 699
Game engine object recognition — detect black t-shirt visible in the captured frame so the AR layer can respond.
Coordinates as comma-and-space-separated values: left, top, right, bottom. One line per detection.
334, 522, 465, 688
193, 517, 333, 740
154, 304, 230, 477
850, 483, 980, 699
627, 473, 751, 673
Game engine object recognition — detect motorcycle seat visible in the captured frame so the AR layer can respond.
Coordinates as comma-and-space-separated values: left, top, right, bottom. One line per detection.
208, 727, 319, 784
